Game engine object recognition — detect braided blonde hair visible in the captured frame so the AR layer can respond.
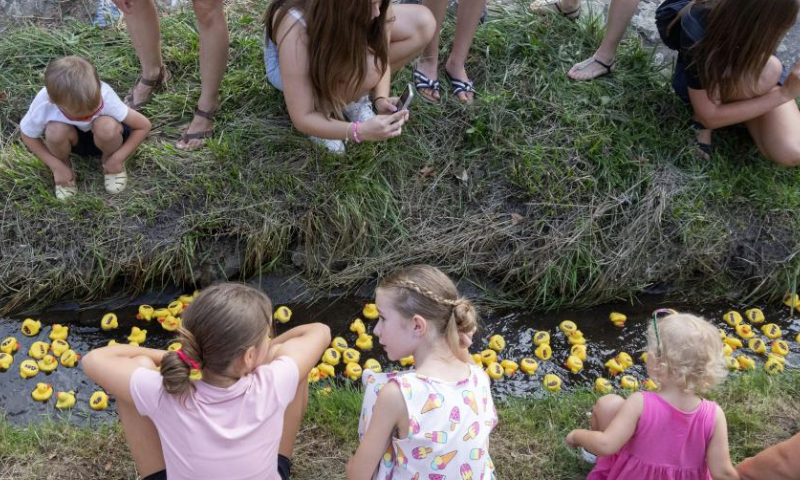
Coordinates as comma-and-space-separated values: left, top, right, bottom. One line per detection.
378, 265, 478, 359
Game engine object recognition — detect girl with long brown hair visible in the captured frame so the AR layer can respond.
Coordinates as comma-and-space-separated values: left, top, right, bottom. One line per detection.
83, 283, 331, 480
672, 0, 800, 165
264, 0, 436, 153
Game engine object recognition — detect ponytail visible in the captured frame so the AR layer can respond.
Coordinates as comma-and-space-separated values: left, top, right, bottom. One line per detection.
445, 299, 479, 361
160, 327, 203, 397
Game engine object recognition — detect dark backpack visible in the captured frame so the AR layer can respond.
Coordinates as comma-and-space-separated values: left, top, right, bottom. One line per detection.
656, 0, 695, 50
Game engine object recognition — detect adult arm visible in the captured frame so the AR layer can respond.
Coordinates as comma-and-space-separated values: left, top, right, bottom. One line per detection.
105, 109, 151, 166
565, 392, 644, 456
736, 431, 800, 480
20, 133, 75, 184
706, 406, 739, 480
267, 322, 331, 378
82, 345, 166, 404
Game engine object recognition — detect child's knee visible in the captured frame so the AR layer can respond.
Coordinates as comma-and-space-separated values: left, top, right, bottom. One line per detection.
756, 56, 784, 94
770, 145, 800, 167
44, 122, 75, 143
92, 116, 122, 142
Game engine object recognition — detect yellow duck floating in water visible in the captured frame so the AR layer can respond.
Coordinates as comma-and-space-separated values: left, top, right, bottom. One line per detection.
350, 318, 366, 335
723, 311, 742, 327
748, 338, 767, 355
38, 355, 58, 373
765, 356, 785, 375
564, 355, 583, 374
761, 324, 782, 339
362, 303, 379, 320
644, 379, 659, 391
356, 333, 373, 350
167, 301, 183, 316
735, 323, 755, 340
345, 362, 363, 381
20, 359, 39, 378
609, 312, 627, 328
723, 337, 743, 350
480, 349, 498, 366
128, 327, 147, 345
559, 320, 577, 335
49, 324, 68, 341
605, 358, 625, 376
168, 342, 182, 352
617, 352, 633, 369
342, 348, 361, 364
400, 355, 415, 367
783, 293, 800, 308
485, 362, 504, 380
535, 343, 552, 361
567, 330, 587, 346
308, 367, 321, 383
0, 353, 13, 370
21, 318, 42, 337
101, 313, 118, 330
571, 344, 587, 361
274, 306, 292, 324
331, 337, 348, 352
137, 305, 154, 321
158, 315, 181, 332
543, 374, 562, 393
771, 340, 790, 357
724, 356, 740, 371
501, 359, 519, 376
745, 308, 765, 324
520, 358, 538, 375
322, 348, 341, 366
50, 339, 70, 357
488, 335, 506, 352
533, 331, 550, 345
108, 340, 118, 346
28, 341, 50, 360
594, 378, 613, 394
736, 355, 756, 371
317, 363, 335, 378
153, 308, 170, 320
60, 350, 80, 368
640, 352, 648, 363
471, 353, 482, 365
32, 383, 53, 402
55, 391, 76, 410
90, 391, 109, 410
1, 336, 20, 354
620, 375, 639, 390
363, 358, 382, 373
722, 344, 733, 357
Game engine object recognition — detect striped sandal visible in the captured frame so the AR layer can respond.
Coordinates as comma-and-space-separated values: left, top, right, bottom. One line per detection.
412, 69, 441, 104
444, 69, 477, 105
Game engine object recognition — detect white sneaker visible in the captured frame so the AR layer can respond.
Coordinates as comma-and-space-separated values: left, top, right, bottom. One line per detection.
104, 170, 127, 194
55, 184, 77, 201
309, 136, 346, 154
342, 95, 376, 123
580, 448, 597, 464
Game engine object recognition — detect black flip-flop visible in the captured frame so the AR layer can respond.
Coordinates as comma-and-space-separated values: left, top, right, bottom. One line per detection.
444, 69, 476, 104
413, 69, 441, 104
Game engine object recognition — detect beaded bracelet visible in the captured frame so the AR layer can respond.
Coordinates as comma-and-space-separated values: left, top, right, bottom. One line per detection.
352, 121, 362, 144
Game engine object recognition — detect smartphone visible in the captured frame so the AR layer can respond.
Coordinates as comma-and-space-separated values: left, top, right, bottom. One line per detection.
397, 83, 415, 111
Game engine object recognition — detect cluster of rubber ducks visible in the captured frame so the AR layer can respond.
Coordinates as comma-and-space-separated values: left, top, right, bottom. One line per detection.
102, 292, 200, 348
718, 305, 798, 376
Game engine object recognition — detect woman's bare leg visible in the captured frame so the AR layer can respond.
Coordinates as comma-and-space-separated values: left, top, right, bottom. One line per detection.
391, 4, 437, 72
443, 0, 486, 103
416, 0, 448, 102
122, 0, 164, 106
568, 0, 641, 80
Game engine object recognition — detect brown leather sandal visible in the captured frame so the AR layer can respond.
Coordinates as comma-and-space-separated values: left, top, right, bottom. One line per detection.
123, 66, 171, 111
178, 109, 216, 149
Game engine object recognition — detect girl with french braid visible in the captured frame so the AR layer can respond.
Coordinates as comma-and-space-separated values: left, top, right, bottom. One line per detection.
347, 265, 497, 480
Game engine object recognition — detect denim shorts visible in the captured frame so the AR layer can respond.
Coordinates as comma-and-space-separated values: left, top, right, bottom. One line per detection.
673, 62, 789, 104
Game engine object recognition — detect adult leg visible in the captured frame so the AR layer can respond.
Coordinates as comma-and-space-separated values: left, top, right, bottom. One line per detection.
117, 356, 166, 478
92, 116, 125, 174
177, 0, 229, 150
590, 394, 625, 432
43, 122, 78, 186
122, 0, 165, 108
444, 0, 486, 103
568, 0, 640, 80
278, 380, 309, 460
390, 4, 437, 72
416, 0, 448, 102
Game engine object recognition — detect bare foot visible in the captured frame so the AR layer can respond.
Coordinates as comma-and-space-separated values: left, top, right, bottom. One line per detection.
53, 164, 76, 187
414, 57, 441, 103
176, 113, 214, 151
444, 60, 475, 104
567, 55, 616, 81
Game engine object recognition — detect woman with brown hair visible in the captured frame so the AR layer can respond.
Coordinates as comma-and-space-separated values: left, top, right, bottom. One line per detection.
671, 0, 800, 165
264, 0, 436, 153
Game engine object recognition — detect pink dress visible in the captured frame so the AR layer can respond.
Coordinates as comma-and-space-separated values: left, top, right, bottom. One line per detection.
588, 392, 717, 480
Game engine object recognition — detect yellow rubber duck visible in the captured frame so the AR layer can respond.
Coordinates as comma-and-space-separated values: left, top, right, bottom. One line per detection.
567, 330, 587, 346
605, 358, 625, 376
485, 362, 504, 380
158, 315, 181, 332
570, 344, 587, 361
20, 359, 39, 378
480, 349, 498, 366
90, 391, 109, 411
274, 306, 292, 324
745, 308, 765, 324
363, 358, 382, 373
0, 353, 13, 370
31, 383, 53, 402
331, 337, 348, 352
736, 355, 756, 371
28, 341, 50, 360
609, 312, 627, 328
535, 343, 552, 361
735, 323, 755, 339
345, 362, 363, 381
501, 359, 519, 376
718, 328, 727, 340
761, 324, 782, 339
520, 358, 538, 375
322, 348, 341, 366
342, 348, 361, 364
167, 301, 183, 316
617, 352, 633, 369
50, 339, 70, 357
639, 352, 648, 363
488, 334, 506, 352
167, 342, 183, 352
49, 324, 68, 341
543, 374, 562, 393
21, 318, 42, 337
644, 378, 659, 391
317, 363, 335, 378
127, 327, 147, 345
620, 375, 639, 390
594, 378, 613, 394
765, 356, 784, 375
108, 340, 118, 346
724, 356, 740, 371
771, 340, 790, 357
179, 294, 195, 306
60, 349, 80, 368
129, 341, 139, 347
533, 331, 550, 345
101, 313, 118, 330
559, 320, 577, 335
767, 353, 786, 364
362, 303, 379, 320
55, 391, 76, 410
722, 344, 733, 357
308, 367, 321, 383
723, 311, 742, 327
783, 293, 800, 308
350, 318, 366, 335
1, 336, 20, 354
153, 308, 170, 320
470, 353, 482, 365
400, 355, 415, 367
723, 337, 743, 350
564, 355, 583, 374
137, 305, 154, 321
748, 338, 767, 355
38, 355, 58, 373
355, 333, 373, 350
796, 332, 800, 344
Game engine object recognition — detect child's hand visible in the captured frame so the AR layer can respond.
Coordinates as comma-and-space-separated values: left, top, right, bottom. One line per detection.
566, 430, 580, 448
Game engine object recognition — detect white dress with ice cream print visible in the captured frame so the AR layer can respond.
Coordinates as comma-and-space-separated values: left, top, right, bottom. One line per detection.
359, 365, 497, 480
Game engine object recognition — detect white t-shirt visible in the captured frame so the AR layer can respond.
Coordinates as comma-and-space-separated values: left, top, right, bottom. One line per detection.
20, 82, 129, 138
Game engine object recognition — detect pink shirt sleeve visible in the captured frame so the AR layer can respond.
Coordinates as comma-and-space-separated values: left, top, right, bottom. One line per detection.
130, 367, 166, 417
254, 356, 300, 407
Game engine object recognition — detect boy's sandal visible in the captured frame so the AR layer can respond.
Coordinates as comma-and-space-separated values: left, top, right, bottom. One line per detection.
570, 56, 616, 80
444, 69, 477, 104
178, 109, 215, 149
123, 66, 171, 111
55, 184, 78, 201
529, 0, 581, 20
413, 69, 441, 104
104, 169, 128, 195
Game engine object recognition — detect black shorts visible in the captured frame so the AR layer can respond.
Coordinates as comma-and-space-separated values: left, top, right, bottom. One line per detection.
71, 123, 131, 157
142, 454, 292, 480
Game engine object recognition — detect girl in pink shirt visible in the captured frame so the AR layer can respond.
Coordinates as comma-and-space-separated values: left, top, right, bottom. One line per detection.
83, 283, 331, 480
566, 312, 739, 480
347, 265, 497, 480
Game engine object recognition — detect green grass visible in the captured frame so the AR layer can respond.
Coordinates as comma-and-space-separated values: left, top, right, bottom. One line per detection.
2, 1, 800, 313
2, 371, 798, 479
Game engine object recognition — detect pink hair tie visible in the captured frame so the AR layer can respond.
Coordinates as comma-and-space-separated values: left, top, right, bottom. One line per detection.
175, 349, 203, 381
